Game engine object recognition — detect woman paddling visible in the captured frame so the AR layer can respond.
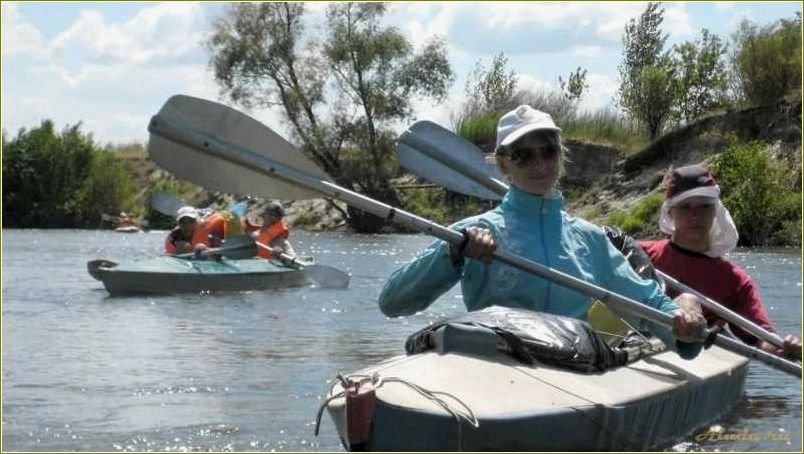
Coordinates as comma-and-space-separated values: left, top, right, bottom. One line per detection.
379, 105, 707, 358
639, 164, 802, 360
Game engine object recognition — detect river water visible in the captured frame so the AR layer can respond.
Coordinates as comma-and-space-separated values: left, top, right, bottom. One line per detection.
2, 229, 801, 452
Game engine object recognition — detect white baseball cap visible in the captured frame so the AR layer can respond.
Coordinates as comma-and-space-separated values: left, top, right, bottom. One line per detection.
496, 105, 561, 150
176, 206, 199, 221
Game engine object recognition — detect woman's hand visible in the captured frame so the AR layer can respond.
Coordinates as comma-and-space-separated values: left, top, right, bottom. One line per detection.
671, 293, 707, 343
449, 227, 497, 264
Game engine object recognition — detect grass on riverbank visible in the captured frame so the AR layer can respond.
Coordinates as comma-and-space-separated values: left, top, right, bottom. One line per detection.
455, 108, 649, 154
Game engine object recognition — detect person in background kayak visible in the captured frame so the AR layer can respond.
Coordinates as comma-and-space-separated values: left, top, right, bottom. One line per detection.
252, 201, 297, 261
379, 105, 707, 359
164, 206, 210, 255
639, 165, 802, 360
201, 209, 245, 247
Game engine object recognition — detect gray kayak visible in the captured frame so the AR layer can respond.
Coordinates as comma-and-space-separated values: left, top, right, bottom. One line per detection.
322, 326, 749, 451
87, 256, 309, 295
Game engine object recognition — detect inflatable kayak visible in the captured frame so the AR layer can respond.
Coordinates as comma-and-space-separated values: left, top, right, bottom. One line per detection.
319, 306, 749, 451
87, 256, 308, 295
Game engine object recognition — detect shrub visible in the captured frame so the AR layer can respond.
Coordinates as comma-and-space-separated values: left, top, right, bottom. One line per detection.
710, 141, 801, 246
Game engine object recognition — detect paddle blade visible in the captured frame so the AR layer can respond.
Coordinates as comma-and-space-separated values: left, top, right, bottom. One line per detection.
304, 264, 351, 289
148, 95, 329, 200
396, 121, 507, 200
151, 191, 186, 217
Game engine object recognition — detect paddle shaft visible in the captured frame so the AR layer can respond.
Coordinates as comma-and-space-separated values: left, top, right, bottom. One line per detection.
254, 240, 308, 266
401, 126, 789, 351
149, 111, 801, 378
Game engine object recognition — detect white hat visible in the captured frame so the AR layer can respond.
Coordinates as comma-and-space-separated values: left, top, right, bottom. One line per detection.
176, 206, 199, 221
496, 105, 561, 150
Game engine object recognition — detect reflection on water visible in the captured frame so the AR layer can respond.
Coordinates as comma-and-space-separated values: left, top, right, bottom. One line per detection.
1, 230, 801, 452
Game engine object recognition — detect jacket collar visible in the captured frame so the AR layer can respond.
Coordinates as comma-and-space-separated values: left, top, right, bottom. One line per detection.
500, 185, 564, 215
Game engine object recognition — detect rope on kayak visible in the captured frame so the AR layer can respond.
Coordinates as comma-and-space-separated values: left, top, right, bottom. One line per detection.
314, 372, 479, 451
511, 362, 656, 450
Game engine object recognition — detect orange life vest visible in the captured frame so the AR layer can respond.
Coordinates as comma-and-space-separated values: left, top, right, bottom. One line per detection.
165, 226, 210, 254
255, 221, 289, 259
202, 211, 245, 246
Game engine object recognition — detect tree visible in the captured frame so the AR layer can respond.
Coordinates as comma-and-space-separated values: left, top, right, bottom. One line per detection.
2, 121, 136, 228
616, 2, 675, 139
671, 29, 729, 123
730, 13, 802, 105
207, 2, 454, 232
463, 51, 517, 114
559, 66, 588, 103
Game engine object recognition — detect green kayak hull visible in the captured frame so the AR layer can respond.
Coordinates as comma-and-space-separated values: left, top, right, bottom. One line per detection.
87, 256, 308, 295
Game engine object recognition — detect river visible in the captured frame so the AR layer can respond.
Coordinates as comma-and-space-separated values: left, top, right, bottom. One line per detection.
2, 229, 801, 451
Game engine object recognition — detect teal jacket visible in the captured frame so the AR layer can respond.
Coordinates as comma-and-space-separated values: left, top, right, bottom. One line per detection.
379, 186, 702, 359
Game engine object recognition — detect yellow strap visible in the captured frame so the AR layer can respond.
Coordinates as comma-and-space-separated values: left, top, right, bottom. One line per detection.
587, 300, 631, 347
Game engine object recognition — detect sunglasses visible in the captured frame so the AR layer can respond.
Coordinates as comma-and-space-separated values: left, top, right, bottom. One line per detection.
506, 145, 560, 168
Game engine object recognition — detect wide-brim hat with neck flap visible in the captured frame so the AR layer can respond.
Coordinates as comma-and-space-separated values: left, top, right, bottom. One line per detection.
659, 164, 738, 257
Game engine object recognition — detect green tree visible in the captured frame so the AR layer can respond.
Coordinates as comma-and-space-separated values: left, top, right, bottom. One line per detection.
616, 2, 675, 139
671, 29, 729, 123
207, 2, 453, 232
463, 51, 517, 113
67, 149, 137, 226
559, 66, 589, 103
2, 121, 137, 228
730, 13, 802, 105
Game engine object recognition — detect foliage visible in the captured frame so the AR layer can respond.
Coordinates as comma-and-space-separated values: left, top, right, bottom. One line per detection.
67, 150, 138, 226
207, 2, 454, 232
672, 29, 729, 123
616, 2, 675, 139
558, 108, 647, 153
2, 120, 137, 228
709, 141, 801, 247
730, 13, 802, 105
455, 110, 503, 146
605, 192, 665, 234
463, 52, 517, 114
559, 67, 589, 102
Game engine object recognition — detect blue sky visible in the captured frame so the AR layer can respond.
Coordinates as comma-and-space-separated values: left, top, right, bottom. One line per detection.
2, 1, 801, 145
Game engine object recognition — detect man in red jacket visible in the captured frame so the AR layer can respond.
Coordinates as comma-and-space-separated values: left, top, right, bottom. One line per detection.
639, 165, 801, 360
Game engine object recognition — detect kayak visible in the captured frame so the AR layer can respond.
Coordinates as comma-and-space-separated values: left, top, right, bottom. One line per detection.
114, 225, 141, 233
87, 256, 309, 295
320, 307, 749, 451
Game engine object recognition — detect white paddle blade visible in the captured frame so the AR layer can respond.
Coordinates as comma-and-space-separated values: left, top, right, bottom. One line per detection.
305, 264, 351, 289
396, 120, 507, 200
148, 95, 329, 201
151, 191, 186, 217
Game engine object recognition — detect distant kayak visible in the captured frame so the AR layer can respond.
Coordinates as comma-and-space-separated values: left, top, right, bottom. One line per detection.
87, 256, 308, 295
114, 225, 142, 233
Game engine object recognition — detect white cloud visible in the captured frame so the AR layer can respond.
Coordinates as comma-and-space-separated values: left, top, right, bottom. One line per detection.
715, 2, 737, 11
49, 3, 207, 65
1, 2, 46, 58
577, 73, 619, 113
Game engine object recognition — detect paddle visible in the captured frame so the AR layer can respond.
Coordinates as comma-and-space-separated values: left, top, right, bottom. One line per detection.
151, 191, 186, 217
146, 94, 801, 377
254, 240, 350, 289
172, 234, 258, 260
396, 120, 791, 352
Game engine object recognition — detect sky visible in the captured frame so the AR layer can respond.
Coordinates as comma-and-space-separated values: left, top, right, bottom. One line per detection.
2, 1, 802, 146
